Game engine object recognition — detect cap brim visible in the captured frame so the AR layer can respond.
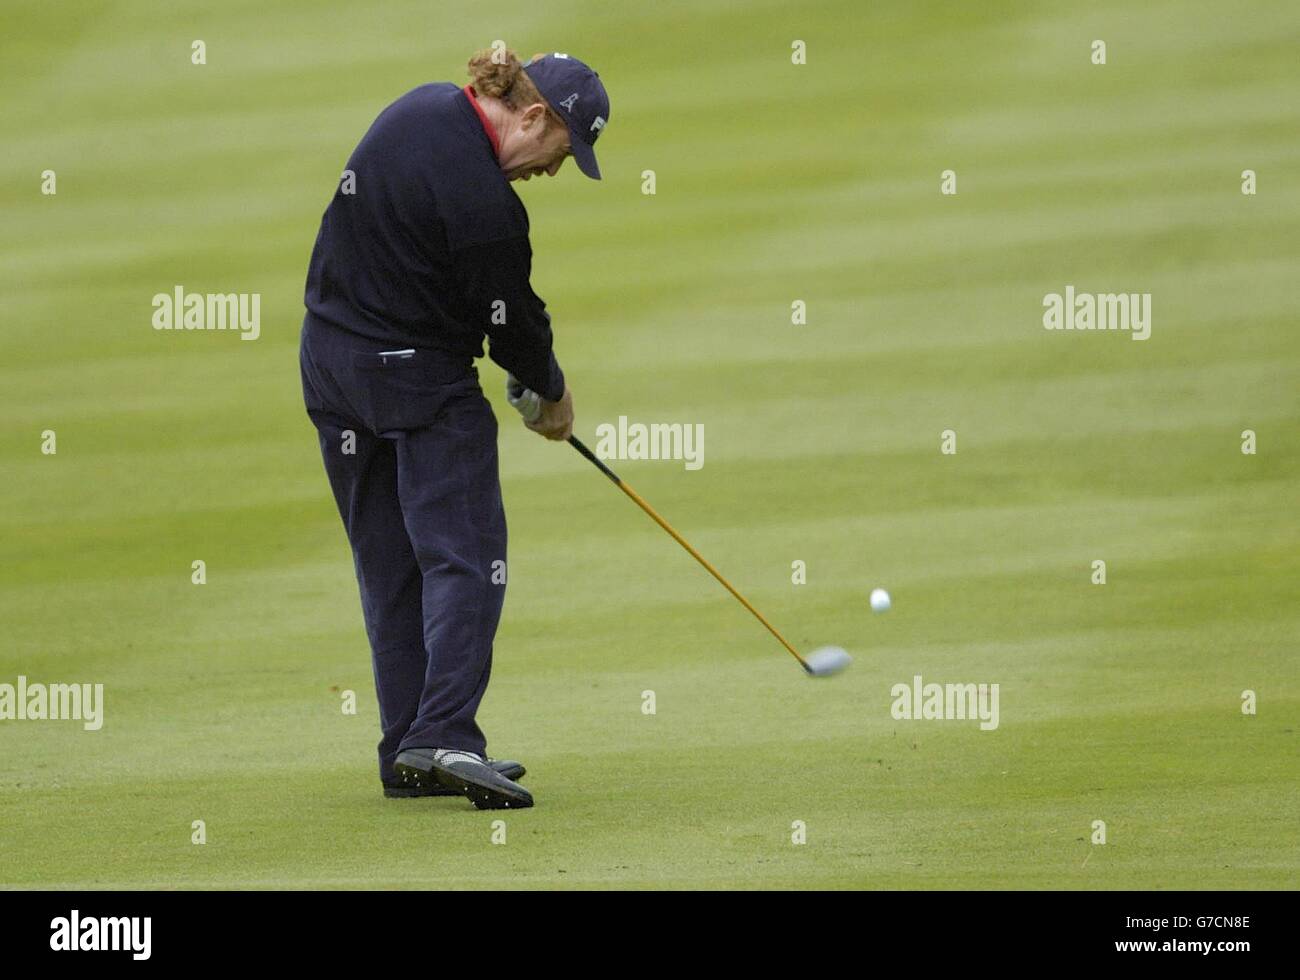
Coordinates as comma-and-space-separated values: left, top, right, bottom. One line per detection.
570, 136, 601, 180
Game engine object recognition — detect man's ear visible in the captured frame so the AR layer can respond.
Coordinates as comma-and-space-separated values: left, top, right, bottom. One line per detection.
522, 103, 548, 135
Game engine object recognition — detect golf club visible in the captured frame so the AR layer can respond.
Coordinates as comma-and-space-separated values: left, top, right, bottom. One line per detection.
507, 377, 851, 677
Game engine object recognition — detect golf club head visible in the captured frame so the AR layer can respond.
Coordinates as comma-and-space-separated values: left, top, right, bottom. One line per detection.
804, 645, 852, 677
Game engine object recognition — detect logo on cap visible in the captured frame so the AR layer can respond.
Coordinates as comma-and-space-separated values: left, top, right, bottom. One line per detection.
559, 93, 579, 112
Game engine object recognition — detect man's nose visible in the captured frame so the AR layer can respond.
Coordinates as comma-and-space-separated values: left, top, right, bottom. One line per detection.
546, 157, 565, 177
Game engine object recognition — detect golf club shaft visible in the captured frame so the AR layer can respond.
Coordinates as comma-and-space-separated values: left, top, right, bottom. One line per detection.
567, 435, 811, 672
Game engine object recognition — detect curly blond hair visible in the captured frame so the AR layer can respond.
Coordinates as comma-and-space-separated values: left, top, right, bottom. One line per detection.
467, 47, 566, 130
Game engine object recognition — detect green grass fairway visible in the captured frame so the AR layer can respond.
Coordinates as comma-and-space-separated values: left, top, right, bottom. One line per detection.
2, 0, 1297, 889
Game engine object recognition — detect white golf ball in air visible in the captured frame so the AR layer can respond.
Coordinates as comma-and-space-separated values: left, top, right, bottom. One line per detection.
870, 588, 891, 613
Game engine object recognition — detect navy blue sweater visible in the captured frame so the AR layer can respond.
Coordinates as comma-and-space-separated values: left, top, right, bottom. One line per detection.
304, 83, 565, 402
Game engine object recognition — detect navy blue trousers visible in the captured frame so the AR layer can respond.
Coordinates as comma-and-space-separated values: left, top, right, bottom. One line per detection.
299, 314, 506, 782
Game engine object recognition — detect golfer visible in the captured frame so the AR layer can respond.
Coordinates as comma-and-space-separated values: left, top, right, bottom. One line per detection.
299, 49, 610, 809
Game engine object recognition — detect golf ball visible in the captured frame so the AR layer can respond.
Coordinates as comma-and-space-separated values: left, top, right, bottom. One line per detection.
870, 588, 891, 613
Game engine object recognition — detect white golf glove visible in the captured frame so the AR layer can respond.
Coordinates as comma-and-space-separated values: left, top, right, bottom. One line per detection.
505, 373, 542, 423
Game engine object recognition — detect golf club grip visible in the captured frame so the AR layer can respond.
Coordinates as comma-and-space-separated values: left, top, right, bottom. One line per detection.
568, 436, 808, 669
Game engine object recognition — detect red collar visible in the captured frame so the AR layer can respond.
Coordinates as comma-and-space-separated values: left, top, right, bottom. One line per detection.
462, 84, 502, 160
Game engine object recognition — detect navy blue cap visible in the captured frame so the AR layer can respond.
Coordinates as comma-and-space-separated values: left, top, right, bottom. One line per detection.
522, 53, 609, 180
